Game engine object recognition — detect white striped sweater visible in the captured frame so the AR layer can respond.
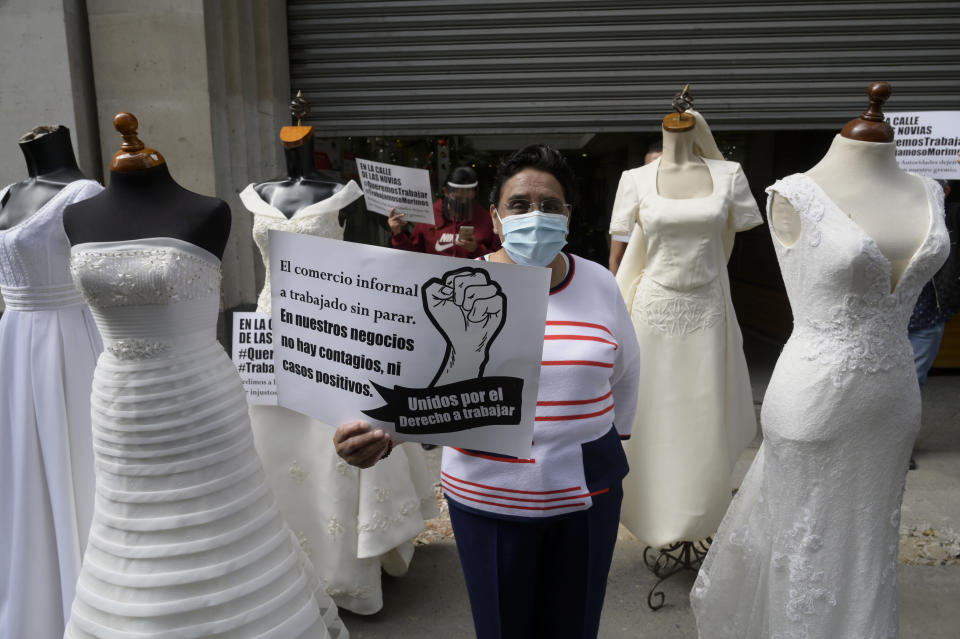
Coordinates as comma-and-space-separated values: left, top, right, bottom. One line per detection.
441, 254, 641, 519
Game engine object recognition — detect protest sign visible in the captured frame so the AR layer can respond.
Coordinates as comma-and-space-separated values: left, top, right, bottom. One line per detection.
885, 111, 960, 179
355, 158, 436, 224
269, 230, 550, 457
231, 311, 277, 405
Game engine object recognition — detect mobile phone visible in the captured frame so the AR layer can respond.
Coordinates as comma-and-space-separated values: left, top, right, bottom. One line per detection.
457, 226, 475, 241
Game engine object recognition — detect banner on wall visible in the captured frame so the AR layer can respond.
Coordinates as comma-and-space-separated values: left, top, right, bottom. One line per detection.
885, 111, 960, 179
231, 312, 278, 405
355, 158, 436, 224
268, 230, 551, 457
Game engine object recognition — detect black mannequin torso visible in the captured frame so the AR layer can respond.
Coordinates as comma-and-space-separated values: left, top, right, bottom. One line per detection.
63, 164, 231, 260
0, 126, 87, 231
253, 135, 355, 222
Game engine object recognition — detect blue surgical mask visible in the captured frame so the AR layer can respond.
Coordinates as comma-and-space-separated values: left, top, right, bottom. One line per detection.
497, 210, 568, 267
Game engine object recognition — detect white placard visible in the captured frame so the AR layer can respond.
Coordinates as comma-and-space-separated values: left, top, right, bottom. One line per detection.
269, 230, 551, 457
355, 158, 436, 224
232, 311, 278, 405
886, 111, 960, 179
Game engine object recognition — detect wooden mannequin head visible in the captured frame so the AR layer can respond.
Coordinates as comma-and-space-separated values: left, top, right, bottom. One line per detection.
662, 84, 696, 132
280, 125, 315, 149
840, 82, 895, 143
281, 89, 315, 148
110, 112, 165, 172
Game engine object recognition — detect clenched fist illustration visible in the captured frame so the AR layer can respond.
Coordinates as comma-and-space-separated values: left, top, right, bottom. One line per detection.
422, 267, 507, 386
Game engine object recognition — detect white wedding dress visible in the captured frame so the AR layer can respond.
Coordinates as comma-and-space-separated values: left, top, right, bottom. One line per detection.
691, 174, 948, 638
0, 179, 103, 638
64, 237, 347, 638
240, 184, 437, 615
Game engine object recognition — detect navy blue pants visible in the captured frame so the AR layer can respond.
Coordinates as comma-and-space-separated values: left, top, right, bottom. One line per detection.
447, 483, 623, 639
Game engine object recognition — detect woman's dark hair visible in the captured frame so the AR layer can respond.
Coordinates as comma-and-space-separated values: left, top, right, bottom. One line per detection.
489, 144, 578, 208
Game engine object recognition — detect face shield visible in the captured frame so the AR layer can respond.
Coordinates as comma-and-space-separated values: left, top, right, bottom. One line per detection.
442, 179, 478, 222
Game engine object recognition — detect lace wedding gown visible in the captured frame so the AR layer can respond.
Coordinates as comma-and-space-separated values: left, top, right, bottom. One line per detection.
64, 237, 347, 638
240, 184, 437, 614
0, 179, 103, 638
609, 158, 763, 548
691, 174, 948, 638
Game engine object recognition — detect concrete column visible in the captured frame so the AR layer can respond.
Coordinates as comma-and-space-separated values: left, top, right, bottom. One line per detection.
203, 0, 290, 309
0, 0, 100, 182
86, 0, 290, 308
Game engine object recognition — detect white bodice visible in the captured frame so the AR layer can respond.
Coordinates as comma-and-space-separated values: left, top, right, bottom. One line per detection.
70, 238, 221, 360
766, 173, 948, 385
0, 179, 102, 310
609, 157, 763, 291
240, 181, 363, 314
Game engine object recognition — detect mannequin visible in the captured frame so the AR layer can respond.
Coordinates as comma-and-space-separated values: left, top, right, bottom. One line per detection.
0, 124, 102, 638
657, 116, 714, 199
253, 125, 356, 223
63, 113, 230, 258
770, 82, 929, 288
0, 125, 86, 230
61, 113, 350, 637
610, 98, 762, 556
240, 100, 434, 616
690, 82, 947, 639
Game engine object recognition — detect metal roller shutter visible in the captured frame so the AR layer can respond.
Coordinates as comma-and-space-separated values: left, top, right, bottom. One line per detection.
288, 0, 960, 135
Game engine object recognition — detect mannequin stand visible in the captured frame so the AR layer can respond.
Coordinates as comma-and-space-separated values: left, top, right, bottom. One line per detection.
642, 538, 712, 610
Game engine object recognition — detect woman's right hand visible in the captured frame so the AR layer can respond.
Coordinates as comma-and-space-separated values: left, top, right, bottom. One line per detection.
333, 421, 392, 468
388, 208, 406, 235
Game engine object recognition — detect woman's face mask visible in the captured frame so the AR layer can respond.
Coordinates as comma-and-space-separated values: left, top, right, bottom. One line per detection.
496, 210, 569, 267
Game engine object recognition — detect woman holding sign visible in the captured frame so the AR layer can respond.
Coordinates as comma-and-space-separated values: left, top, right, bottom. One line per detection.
336, 145, 641, 639
389, 166, 501, 258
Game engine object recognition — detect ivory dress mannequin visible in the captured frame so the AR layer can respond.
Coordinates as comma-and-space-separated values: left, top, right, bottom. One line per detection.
242, 119, 436, 615
0, 125, 101, 638
691, 83, 947, 638
62, 113, 347, 638
610, 108, 762, 549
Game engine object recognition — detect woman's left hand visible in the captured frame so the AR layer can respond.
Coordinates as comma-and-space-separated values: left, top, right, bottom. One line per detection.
334, 421, 393, 468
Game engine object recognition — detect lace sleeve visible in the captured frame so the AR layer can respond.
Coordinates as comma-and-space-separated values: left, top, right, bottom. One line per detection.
765, 175, 825, 250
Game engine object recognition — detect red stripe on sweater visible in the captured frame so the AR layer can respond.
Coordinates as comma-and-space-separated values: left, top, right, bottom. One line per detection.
544, 334, 618, 349
443, 485, 594, 511
535, 403, 614, 422
541, 360, 614, 368
441, 470, 581, 495
441, 478, 610, 504
545, 320, 613, 336
452, 448, 536, 463
537, 390, 613, 407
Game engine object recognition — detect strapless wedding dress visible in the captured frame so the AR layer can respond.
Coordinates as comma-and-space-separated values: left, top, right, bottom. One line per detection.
64, 237, 347, 638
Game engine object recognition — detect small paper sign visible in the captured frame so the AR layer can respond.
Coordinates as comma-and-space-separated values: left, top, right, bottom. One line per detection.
886, 111, 960, 179
356, 158, 436, 224
232, 311, 277, 405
